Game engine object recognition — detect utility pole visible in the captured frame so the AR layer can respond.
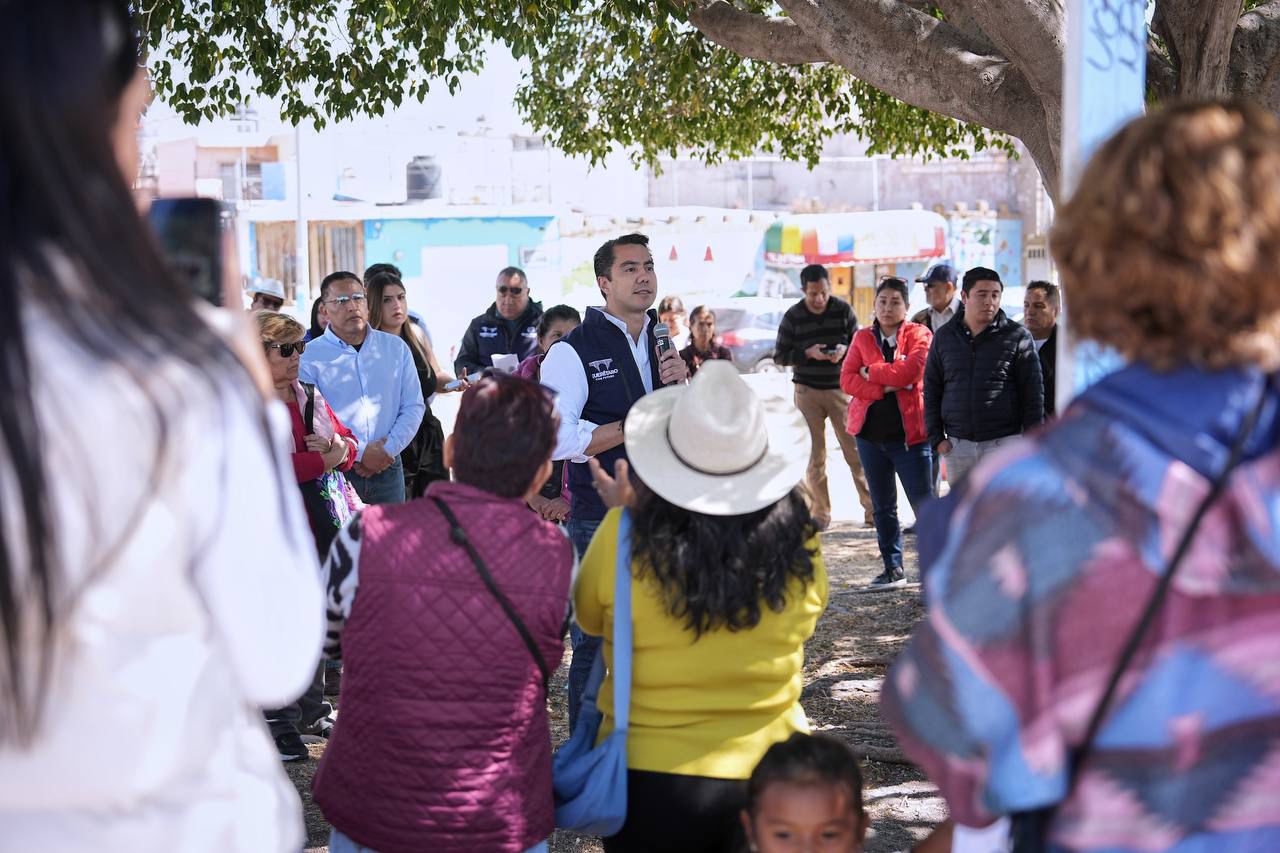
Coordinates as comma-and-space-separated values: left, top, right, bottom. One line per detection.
294, 125, 310, 316
1057, 0, 1146, 411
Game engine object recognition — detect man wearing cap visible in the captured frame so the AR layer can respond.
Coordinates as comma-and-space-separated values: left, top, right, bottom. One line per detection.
911, 264, 961, 333
455, 267, 544, 377
248, 277, 285, 312
910, 263, 959, 500
924, 267, 1044, 490
539, 232, 688, 727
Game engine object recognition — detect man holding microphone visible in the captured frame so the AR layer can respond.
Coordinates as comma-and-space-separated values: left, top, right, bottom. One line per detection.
540, 232, 688, 727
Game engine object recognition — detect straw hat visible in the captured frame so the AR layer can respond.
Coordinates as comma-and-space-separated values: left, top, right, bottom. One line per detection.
623, 361, 811, 516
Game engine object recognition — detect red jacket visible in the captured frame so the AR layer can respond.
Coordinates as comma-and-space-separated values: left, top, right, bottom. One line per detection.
840, 321, 932, 447
285, 400, 357, 483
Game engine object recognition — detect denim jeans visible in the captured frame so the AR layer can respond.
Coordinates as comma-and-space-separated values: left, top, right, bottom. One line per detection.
854, 438, 934, 571
329, 828, 547, 853
565, 515, 603, 731
344, 455, 406, 506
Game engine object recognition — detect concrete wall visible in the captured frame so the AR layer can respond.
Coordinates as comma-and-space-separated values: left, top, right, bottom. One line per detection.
361, 216, 559, 364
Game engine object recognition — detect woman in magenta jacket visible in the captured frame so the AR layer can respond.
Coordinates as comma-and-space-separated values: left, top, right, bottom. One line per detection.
840, 277, 934, 587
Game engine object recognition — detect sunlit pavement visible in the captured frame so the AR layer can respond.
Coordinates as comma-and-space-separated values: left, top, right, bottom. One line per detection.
431, 372, 918, 527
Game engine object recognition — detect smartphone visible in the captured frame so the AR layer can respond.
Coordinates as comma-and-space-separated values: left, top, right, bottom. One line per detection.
822, 344, 840, 355
148, 198, 234, 306
444, 371, 483, 391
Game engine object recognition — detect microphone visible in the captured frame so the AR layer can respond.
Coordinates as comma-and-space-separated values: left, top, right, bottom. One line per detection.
654, 323, 676, 385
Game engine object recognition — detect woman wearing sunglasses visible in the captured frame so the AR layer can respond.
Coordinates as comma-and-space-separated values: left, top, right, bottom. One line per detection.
255, 311, 361, 760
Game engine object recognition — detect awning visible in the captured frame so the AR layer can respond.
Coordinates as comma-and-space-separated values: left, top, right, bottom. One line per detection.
762, 210, 947, 267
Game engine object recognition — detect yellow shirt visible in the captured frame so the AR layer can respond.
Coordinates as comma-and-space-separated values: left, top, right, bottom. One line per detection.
574, 508, 828, 780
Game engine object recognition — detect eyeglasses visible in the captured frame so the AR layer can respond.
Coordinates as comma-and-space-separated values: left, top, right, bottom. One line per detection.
325, 293, 367, 308
265, 340, 306, 358
497, 286, 525, 296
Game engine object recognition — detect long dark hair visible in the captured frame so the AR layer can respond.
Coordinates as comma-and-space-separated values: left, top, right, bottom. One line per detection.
630, 482, 817, 637
367, 271, 431, 368
0, 1, 268, 743
308, 295, 326, 340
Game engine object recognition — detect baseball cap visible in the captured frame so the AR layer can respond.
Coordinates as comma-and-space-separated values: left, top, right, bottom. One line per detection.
915, 264, 957, 285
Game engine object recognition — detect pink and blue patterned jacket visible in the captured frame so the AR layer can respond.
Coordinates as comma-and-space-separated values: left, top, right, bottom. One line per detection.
883, 364, 1280, 851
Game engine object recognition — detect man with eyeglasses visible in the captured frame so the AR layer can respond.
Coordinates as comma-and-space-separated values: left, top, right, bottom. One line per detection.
454, 267, 544, 377
300, 270, 425, 505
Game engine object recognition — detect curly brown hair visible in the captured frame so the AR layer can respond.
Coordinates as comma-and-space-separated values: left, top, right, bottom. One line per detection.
1051, 100, 1280, 371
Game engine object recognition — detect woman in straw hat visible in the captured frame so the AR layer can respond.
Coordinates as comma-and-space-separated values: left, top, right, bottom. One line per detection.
579, 361, 827, 853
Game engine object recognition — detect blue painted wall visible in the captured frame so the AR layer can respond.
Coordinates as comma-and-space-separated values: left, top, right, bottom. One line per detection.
362, 216, 556, 276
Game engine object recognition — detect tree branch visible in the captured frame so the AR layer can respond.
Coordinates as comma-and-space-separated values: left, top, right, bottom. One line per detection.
1147, 33, 1178, 101
940, 0, 1065, 101
686, 1, 827, 65
772, 0, 1039, 136
1230, 0, 1280, 110
931, 1, 1000, 54
1153, 0, 1243, 97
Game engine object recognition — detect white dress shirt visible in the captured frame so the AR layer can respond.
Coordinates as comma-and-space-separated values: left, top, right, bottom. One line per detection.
928, 296, 962, 331
541, 307, 653, 462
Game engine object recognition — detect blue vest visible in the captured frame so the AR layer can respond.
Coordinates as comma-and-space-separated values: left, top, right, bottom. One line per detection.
563, 307, 663, 522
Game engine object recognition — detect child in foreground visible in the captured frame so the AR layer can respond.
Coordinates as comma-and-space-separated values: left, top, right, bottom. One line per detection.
741, 733, 868, 853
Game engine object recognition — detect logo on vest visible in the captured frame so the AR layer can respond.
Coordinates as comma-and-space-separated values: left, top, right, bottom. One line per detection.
523, 326, 537, 337
478, 326, 499, 339
588, 358, 619, 381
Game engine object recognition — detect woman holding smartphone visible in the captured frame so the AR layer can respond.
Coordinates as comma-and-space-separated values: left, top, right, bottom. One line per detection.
0, 3, 325, 851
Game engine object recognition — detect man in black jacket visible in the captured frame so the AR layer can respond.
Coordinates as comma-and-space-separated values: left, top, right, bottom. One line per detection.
1023, 280, 1059, 417
454, 267, 543, 376
924, 267, 1044, 489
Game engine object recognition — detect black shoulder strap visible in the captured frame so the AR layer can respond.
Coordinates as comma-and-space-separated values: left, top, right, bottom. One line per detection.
430, 496, 551, 692
302, 382, 316, 434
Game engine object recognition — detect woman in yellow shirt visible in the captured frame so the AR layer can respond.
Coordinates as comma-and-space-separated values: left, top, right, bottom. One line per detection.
577, 361, 827, 853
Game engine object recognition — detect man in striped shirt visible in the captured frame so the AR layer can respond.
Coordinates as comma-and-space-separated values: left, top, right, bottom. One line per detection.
773, 264, 874, 528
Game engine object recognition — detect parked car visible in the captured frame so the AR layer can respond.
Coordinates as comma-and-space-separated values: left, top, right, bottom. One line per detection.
702, 298, 794, 374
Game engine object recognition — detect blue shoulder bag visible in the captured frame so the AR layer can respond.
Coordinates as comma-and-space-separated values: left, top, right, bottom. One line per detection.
553, 509, 634, 836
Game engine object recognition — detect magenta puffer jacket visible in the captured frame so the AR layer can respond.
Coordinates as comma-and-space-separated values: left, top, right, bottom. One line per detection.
312, 481, 574, 853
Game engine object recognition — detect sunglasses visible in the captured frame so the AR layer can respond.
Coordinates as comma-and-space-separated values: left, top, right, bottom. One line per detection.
265, 340, 307, 358
497, 286, 525, 296
325, 293, 367, 308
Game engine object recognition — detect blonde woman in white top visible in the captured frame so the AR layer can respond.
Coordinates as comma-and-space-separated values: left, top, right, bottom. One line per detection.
0, 3, 324, 851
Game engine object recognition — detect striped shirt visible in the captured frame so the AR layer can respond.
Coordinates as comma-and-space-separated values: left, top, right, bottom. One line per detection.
773, 297, 857, 389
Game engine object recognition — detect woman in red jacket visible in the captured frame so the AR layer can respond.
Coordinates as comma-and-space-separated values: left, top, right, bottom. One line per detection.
257, 310, 360, 759
840, 278, 934, 587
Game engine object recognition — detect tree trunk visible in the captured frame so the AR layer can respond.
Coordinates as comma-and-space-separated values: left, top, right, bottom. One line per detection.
687, 0, 1280, 204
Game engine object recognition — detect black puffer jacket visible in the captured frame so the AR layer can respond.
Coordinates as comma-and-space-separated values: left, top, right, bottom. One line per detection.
923, 307, 1044, 448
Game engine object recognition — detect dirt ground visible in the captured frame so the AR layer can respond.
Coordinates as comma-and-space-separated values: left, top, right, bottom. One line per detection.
289, 521, 946, 852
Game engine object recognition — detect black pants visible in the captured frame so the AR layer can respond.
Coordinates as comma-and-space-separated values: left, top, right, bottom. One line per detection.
603, 770, 747, 853
263, 660, 330, 737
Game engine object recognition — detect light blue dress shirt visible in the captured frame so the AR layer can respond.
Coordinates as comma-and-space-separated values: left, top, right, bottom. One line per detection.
299, 327, 426, 461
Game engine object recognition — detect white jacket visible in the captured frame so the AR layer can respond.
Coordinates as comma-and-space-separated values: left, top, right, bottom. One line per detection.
0, 306, 325, 852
